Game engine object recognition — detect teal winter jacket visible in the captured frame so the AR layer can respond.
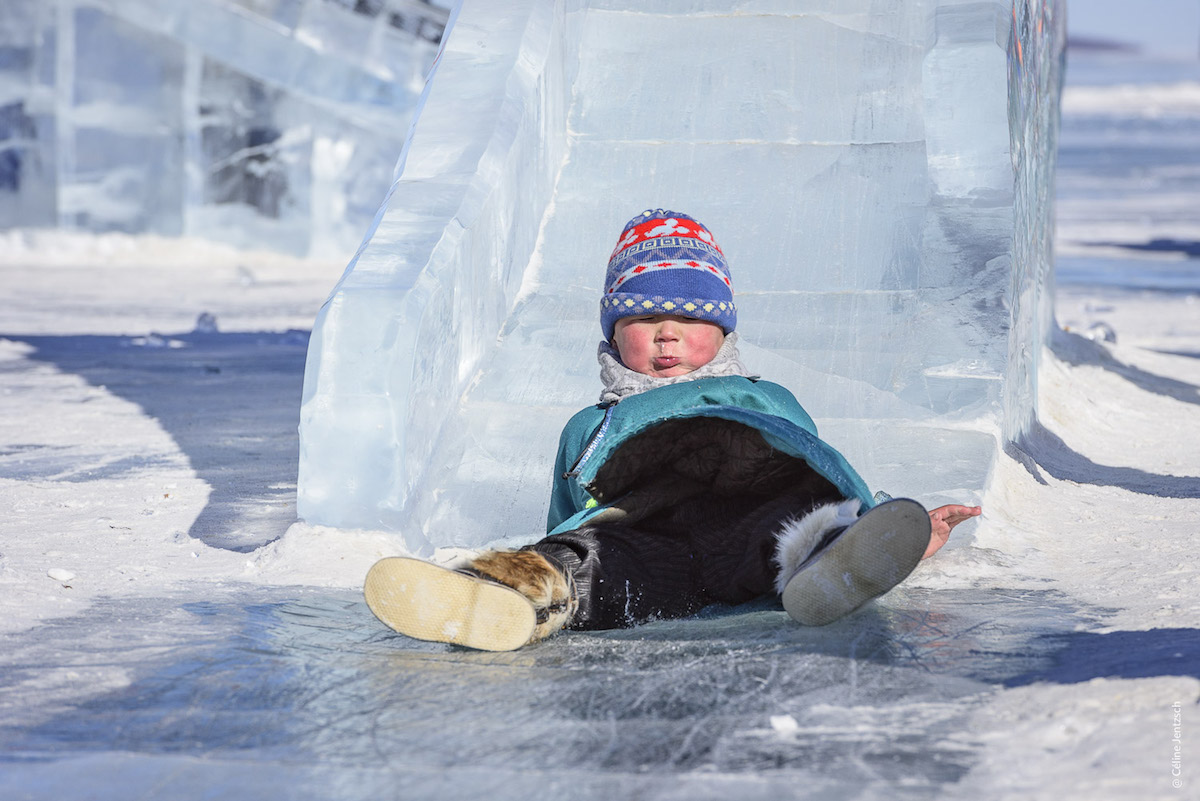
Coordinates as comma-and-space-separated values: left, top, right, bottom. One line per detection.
546, 376, 876, 536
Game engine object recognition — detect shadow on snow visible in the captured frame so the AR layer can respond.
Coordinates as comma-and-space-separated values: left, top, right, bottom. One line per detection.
4, 329, 310, 551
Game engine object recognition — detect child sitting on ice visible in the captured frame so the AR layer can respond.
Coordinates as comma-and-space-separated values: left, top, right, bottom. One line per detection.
365, 209, 981, 651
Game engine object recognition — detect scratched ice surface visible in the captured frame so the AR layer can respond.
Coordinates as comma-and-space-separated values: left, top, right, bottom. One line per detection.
298, 0, 1064, 548
1, 584, 1110, 801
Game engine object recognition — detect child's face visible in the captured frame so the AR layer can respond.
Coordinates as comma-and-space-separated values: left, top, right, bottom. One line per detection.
612, 315, 725, 378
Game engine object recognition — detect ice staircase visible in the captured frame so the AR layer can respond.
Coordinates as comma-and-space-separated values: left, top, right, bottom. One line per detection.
298, 0, 1065, 551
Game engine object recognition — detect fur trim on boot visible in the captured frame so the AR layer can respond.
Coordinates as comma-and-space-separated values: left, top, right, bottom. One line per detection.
470, 550, 578, 642
772, 499, 861, 595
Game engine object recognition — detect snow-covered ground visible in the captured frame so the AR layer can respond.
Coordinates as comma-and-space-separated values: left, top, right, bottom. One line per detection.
1, 53, 1198, 800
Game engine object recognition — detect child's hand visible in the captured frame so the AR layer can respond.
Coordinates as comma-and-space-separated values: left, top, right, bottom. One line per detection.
923, 504, 982, 559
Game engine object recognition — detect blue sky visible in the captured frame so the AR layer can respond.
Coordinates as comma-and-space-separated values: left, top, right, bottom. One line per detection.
1068, 0, 1200, 57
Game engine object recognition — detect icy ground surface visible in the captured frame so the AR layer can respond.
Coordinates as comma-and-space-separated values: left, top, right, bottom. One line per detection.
2, 54, 1200, 799
0, 587, 1124, 800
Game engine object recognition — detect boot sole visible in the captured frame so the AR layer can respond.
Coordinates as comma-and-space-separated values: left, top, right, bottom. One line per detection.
781, 499, 931, 626
364, 557, 536, 652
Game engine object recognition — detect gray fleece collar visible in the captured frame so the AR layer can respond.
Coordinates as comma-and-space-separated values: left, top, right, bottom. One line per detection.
597, 331, 755, 403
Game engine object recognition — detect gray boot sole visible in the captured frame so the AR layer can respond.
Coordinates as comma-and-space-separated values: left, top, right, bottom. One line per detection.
365, 557, 536, 651
781, 499, 931, 626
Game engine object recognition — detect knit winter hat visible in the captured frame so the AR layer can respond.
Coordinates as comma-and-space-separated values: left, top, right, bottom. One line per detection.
600, 209, 736, 341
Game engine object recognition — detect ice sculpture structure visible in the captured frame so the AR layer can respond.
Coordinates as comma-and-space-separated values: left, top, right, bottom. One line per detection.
299, 0, 1064, 550
0, 0, 449, 256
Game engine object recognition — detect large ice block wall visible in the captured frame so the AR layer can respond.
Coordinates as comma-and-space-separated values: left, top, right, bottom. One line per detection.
299, 0, 1065, 550
0, 0, 449, 257
1004, 0, 1065, 442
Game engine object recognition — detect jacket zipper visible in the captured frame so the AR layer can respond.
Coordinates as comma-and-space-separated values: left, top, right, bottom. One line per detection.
563, 404, 616, 479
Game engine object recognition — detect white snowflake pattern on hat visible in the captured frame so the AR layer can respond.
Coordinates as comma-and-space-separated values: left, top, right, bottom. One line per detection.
644, 218, 691, 238
610, 227, 639, 256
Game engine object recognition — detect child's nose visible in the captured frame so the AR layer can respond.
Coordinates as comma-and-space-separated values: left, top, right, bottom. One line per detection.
655, 321, 680, 340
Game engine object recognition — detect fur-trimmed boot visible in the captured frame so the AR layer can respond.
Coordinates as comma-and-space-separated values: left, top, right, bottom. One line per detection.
364, 550, 577, 652
774, 498, 931, 626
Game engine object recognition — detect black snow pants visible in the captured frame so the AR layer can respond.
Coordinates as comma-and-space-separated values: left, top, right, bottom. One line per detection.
529, 482, 844, 631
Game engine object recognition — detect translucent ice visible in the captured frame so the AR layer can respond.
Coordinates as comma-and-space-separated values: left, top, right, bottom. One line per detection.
299, 0, 1065, 547
0, 0, 450, 256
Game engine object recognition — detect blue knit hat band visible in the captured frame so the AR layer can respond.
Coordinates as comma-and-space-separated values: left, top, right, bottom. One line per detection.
601, 293, 736, 330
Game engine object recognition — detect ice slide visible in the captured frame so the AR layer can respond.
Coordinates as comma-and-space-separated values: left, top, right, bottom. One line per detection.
299, 0, 1065, 550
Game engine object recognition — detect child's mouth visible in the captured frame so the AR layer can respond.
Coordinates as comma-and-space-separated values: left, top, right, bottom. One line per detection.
653, 356, 680, 369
